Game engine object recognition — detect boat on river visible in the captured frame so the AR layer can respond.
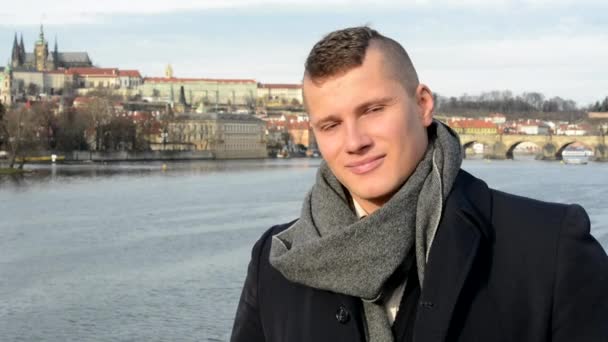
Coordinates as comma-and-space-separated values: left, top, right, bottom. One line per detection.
562, 149, 591, 165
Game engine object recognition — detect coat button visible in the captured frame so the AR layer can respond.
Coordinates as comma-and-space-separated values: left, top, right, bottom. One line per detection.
336, 305, 350, 324
420, 301, 435, 309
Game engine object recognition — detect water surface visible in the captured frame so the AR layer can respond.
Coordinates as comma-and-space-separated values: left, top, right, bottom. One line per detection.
1, 158, 606, 341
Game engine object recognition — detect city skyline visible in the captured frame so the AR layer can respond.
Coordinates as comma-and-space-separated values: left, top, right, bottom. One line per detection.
1, 0, 607, 106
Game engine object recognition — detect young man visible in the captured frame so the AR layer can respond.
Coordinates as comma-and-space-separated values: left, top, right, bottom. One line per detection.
231, 27, 608, 342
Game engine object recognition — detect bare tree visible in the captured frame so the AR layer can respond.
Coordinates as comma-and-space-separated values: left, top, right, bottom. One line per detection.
522, 92, 545, 110
0, 103, 7, 152
55, 108, 90, 151
76, 95, 115, 151
30, 102, 58, 149
4, 107, 44, 168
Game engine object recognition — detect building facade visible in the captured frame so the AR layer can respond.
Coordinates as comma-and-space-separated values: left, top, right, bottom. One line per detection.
141, 77, 257, 108
139, 66, 257, 108
12, 69, 76, 96
447, 119, 499, 135
0, 65, 15, 106
165, 113, 267, 159
257, 83, 303, 105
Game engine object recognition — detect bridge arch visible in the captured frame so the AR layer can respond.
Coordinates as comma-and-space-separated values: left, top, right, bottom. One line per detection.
461, 139, 494, 159
505, 141, 543, 159
458, 133, 606, 161
556, 141, 593, 160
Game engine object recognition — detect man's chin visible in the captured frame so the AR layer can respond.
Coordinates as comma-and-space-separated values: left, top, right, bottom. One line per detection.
351, 186, 396, 205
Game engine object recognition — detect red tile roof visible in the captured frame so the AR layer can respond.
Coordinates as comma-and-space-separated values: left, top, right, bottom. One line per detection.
68, 67, 119, 77
144, 77, 256, 84
45, 69, 70, 75
118, 70, 142, 78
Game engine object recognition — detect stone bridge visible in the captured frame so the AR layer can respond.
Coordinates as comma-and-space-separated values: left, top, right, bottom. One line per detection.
459, 134, 608, 161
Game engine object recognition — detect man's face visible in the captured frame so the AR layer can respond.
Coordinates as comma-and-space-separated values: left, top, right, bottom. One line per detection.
304, 47, 433, 212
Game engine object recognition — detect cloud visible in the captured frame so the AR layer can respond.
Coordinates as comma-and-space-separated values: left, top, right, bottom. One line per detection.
1, 0, 606, 26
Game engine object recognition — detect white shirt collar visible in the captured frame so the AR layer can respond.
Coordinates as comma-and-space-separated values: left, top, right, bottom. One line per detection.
352, 197, 369, 219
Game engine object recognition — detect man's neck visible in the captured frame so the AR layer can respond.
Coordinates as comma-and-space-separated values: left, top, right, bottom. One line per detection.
351, 194, 391, 215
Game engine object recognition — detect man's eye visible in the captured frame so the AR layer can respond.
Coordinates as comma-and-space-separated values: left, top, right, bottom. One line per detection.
366, 106, 384, 113
321, 123, 338, 131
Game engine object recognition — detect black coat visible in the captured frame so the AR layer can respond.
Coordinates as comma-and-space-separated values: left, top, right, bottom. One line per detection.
231, 170, 608, 341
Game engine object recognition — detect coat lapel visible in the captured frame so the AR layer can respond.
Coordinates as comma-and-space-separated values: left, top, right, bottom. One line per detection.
413, 171, 491, 342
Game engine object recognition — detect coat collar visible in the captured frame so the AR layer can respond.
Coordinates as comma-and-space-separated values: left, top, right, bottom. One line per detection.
413, 170, 493, 342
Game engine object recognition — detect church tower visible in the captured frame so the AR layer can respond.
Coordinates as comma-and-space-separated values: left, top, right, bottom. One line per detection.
165, 64, 174, 78
11, 34, 20, 68
34, 24, 49, 71
1, 63, 14, 107
52, 36, 59, 70
19, 34, 25, 65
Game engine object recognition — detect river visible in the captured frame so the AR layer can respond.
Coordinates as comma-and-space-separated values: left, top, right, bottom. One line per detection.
1, 158, 607, 341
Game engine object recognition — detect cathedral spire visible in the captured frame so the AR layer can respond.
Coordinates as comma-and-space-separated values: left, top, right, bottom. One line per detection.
12, 33, 18, 52
11, 33, 20, 68
39, 24, 45, 41
19, 33, 25, 64
53, 35, 59, 69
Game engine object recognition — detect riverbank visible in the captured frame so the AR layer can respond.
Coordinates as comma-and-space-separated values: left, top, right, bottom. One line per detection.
0, 167, 32, 175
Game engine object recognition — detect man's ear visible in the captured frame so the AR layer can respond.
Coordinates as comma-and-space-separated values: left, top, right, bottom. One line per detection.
416, 84, 434, 127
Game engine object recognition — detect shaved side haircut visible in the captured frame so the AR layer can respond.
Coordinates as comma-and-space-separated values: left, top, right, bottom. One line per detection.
304, 26, 420, 96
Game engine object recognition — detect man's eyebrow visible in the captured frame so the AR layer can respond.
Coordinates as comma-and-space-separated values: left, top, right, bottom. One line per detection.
354, 96, 396, 113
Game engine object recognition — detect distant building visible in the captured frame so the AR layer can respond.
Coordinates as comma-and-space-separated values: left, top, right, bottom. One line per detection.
588, 112, 608, 119
257, 83, 303, 105
287, 121, 314, 148
486, 113, 506, 125
448, 119, 498, 135
12, 69, 76, 96
164, 113, 267, 159
70, 68, 121, 89
518, 120, 550, 135
556, 124, 588, 136
118, 70, 143, 89
140, 65, 257, 108
10, 25, 93, 72
0, 64, 15, 106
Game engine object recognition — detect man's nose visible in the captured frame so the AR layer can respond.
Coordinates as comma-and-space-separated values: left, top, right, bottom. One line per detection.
344, 121, 372, 154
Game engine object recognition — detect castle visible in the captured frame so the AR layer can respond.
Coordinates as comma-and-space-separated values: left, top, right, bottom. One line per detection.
10, 25, 93, 72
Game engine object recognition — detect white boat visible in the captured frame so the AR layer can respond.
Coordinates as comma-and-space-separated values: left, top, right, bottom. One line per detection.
562, 147, 592, 164
562, 157, 588, 165
562, 150, 592, 157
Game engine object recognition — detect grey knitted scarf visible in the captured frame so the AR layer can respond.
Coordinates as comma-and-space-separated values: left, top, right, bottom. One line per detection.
269, 121, 463, 342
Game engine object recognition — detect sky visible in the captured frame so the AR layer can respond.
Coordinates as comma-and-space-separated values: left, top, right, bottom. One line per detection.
0, 0, 606, 107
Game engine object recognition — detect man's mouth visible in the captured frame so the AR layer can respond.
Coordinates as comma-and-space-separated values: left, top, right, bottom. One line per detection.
345, 155, 385, 175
